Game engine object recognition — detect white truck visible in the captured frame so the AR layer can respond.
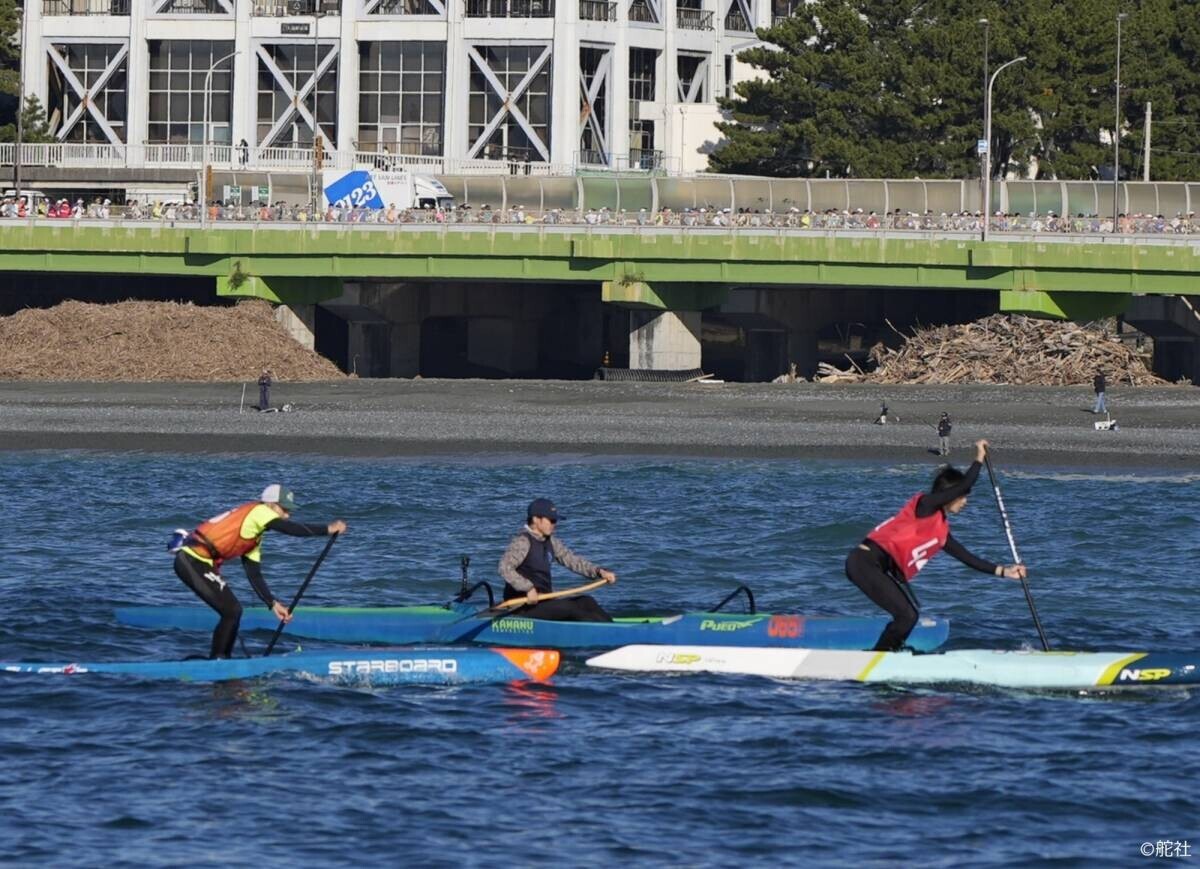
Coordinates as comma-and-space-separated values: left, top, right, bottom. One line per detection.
321, 168, 453, 211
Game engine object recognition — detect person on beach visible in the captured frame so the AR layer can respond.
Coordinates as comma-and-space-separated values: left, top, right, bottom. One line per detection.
1092, 370, 1107, 415
497, 498, 617, 622
258, 368, 272, 411
937, 413, 952, 456
844, 439, 1027, 652
171, 485, 347, 658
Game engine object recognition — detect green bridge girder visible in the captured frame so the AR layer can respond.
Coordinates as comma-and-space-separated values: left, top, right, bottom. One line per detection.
0, 224, 1197, 316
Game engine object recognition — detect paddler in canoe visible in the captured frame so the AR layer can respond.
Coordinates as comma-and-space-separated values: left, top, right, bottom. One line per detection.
171, 484, 347, 658
498, 498, 617, 621
845, 439, 1027, 651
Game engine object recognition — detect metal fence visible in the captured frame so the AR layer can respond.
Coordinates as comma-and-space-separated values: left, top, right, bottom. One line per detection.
41, 0, 130, 14
676, 7, 712, 29
579, 0, 616, 19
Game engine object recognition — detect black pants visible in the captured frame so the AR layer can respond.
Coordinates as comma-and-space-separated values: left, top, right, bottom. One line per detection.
517, 595, 613, 623
174, 550, 243, 659
845, 545, 919, 652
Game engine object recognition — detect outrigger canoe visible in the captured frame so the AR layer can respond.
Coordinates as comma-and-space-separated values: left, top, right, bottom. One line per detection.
114, 604, 951, 652
1, 647, 559, 684
585, 645, 1200, 691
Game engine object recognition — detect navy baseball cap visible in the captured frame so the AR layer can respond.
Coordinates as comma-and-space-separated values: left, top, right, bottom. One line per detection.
527, 498, 561, 521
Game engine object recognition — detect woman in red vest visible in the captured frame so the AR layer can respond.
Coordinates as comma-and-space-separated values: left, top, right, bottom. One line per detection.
172, 484, 347, 658
845, 439, 1027, 652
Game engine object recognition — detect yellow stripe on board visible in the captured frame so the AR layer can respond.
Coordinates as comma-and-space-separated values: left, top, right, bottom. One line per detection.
855, 652, 888, 682
1098, 653, 1145, 686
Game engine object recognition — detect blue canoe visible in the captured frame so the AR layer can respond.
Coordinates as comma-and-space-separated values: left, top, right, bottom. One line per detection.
115, 604, 951, 652
0, 646, 559, 684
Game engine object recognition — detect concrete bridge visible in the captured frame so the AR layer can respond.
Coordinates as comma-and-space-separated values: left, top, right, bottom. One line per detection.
2, 221, 1199, 380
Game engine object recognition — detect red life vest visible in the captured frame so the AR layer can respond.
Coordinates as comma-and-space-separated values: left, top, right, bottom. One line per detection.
866, 493, 949, 582
188, 502, 263, 570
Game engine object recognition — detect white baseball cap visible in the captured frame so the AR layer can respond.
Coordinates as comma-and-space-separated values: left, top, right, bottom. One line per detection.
260, 484, 297, 510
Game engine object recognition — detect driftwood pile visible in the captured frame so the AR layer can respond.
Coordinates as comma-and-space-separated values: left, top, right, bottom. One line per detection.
815, 314, 1168, 386
0, 299, 346, 381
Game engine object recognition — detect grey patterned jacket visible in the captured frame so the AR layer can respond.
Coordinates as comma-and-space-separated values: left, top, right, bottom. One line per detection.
497, 525, 603, 593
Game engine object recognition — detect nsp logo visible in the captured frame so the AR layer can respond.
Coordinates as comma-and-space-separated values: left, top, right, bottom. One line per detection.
328, 658, 459, 676
1116, 667, 1172, 682
657, 653, 701, 665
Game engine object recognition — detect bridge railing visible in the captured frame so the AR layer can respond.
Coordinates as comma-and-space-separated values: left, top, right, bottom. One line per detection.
2, 205, 1198, 241
0, 142, 621, 177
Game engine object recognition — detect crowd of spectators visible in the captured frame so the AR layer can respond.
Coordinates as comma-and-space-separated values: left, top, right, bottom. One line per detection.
2, 195, 1197, 235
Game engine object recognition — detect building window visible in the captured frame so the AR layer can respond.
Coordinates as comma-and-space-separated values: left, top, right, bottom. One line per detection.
155, 0, 231, 14
724, 0, 749, 31
46, 43, 128, 143
629, 0, 657, 22
628, 47, 657, 102
677, 52, 708, 103
468, 45, 551, 162
147, 41, 234, 144
629, 119, 658, 168
357, 42, 445, 156
368, 0, 440, 15
724, 54, 732, 100
256, 43, 339, 147
578, 46, 609, 165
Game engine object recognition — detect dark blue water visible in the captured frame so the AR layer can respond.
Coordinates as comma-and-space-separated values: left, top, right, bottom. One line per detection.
1, 452, 1197, 867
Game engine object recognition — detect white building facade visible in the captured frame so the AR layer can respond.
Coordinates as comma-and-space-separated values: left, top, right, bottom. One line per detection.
20, 0, 778, 175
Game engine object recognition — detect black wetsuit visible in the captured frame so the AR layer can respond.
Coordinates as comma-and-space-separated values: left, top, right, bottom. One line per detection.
845, 461, 998, 651
174, 516, 328, 658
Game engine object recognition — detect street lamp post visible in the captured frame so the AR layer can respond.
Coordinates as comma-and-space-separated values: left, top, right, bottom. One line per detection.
981, 55, 1026, 242
978, 18, 989, 226
200, 50, 238, 227
311, 5, 326, 216
1112, 12, 1128, 232
13, 0, 27, 211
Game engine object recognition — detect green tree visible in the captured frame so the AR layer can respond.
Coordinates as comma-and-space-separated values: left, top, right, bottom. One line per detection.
0, 0, 19, 128
711, 0, 930, 177
0, 94, 55, 142
711, 0, 1200, 181
1120, 1, 1200, 182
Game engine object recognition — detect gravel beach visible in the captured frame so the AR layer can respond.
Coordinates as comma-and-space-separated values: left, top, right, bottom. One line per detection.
0, 380, 1197, 469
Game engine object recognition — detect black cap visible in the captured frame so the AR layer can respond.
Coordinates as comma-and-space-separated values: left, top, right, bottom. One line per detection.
527, 498, 561, 521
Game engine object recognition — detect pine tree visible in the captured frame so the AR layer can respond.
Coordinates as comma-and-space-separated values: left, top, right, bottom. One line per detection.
712, 0, 1200, 181
0, 93, 54, 142
0, 0, 21, 133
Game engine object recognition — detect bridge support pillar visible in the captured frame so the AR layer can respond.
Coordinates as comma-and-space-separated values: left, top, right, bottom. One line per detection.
274, 304, 316, 352
603, 280, 726, 371
629, 310, 702, 370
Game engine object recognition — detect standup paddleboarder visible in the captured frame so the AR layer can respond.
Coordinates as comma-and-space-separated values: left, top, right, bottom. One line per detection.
497, 498, 616, 621
172, 485, 347, 658
845, 440, 1026, 651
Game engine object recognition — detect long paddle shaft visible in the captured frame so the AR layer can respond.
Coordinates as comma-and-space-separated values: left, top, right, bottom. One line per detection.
263, 532, 339, 657
983, 454, 1050, 651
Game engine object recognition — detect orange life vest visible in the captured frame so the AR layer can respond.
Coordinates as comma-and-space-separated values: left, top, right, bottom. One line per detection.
188, 502, 263, 570
866, 493, 949, 582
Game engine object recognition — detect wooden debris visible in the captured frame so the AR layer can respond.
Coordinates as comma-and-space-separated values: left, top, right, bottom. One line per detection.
0, 299, 346, 382
814, 314, 1168, 386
